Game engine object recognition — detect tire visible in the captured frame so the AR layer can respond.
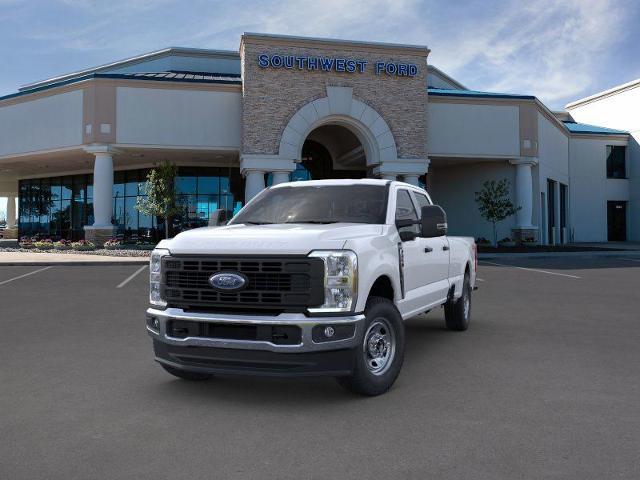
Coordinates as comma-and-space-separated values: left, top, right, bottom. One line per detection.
337, 296, 405, 396
445, 270, 471, 331
160, 363, 213, 381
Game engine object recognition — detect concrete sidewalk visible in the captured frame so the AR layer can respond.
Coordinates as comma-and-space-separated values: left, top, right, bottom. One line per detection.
0, 251, 149, 266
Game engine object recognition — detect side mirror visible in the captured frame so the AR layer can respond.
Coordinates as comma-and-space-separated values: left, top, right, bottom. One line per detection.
208, 209, 228, 227
421, 205, 447, 237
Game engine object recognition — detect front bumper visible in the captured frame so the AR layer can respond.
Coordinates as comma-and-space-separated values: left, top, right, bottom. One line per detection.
147, 307, 365, 376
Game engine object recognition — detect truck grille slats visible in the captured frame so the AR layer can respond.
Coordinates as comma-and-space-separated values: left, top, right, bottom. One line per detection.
162, 256, 324, 312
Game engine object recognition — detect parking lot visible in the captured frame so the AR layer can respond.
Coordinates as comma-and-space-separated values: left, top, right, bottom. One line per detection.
1, 255, 639, 479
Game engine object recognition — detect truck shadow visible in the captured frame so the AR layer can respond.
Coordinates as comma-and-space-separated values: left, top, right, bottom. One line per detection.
150, 314, 453, 405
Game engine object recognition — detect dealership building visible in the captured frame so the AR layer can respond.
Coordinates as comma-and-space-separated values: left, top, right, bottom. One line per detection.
0, 33, 637, 244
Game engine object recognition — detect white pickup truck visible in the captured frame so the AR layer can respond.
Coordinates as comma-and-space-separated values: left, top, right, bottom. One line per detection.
146, 179, 477, 395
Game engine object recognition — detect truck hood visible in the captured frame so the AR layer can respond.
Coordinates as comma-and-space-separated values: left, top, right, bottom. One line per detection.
165, 223, 385, 255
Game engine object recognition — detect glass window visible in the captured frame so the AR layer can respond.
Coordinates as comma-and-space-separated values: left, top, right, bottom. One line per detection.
395, 189, 419, 235
413, 192, 431, 214
113, 171, 125, 199
124, 197, 138, 233
198, 176, 219, 195
62, 177, 73, 200
606, 146, 626, 179
175, 175, 197, 194
125, 170, 139, 197
231, 185, 388, 225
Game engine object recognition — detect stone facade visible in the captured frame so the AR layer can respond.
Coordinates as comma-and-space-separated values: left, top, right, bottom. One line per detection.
240, 35, 429, 161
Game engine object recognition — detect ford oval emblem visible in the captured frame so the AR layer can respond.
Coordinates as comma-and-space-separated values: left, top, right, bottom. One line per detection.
209, 272, 247, 291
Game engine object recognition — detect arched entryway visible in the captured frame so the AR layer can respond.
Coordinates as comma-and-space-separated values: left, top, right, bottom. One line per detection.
241, 86, 429, 201
299, 124, 367, 180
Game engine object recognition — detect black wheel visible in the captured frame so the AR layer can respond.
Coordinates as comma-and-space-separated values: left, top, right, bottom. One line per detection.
160, 363, 213, 381
445, 271, 471, 331
337, 297, 405, 396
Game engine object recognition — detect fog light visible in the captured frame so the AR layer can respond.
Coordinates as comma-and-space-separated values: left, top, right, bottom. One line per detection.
147, 316, 160, 332
324, 326, 335, 338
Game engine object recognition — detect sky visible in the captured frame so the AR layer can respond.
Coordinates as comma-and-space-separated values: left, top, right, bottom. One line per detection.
1, 0, 640, 216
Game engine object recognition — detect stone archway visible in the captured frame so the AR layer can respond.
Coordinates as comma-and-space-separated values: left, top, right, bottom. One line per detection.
278, 86, 398, 166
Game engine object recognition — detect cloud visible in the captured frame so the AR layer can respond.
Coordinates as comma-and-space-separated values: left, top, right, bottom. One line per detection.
426, 0, 633, 107
1, 0, 637, 108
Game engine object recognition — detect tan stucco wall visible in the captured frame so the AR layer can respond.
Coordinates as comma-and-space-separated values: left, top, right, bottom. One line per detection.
240, 35, 428, 160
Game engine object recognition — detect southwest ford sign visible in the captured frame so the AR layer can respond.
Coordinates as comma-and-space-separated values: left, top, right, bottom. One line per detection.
257, 54, 418, 77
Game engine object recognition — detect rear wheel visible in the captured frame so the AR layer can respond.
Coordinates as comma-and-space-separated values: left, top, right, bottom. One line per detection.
445, 271, 471, 331
337, 297, 405, 396
160, 363, 213, 381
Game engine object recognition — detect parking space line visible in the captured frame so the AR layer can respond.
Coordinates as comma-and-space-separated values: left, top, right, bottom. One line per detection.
117, 265, 148, 289
480, 261, 581, 279
0, 266, 53, 286
476, 278, 485, 282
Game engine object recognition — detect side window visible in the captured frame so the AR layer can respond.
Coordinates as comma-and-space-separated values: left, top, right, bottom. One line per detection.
413, 192, 431, 217
395, 189, 419, 235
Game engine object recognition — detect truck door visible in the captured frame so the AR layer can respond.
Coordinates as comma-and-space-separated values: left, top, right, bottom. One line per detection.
411, 191, 451, 307
394, 188, 422, 311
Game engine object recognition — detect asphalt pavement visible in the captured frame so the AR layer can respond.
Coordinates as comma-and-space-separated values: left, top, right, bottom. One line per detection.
1, 256, 639, 479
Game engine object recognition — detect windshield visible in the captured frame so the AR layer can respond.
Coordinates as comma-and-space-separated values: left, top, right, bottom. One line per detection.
230, 184, 388, 225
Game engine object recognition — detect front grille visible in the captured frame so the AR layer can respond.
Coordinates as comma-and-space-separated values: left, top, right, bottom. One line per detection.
162, 256, 324, 312
166, 319, 301, 345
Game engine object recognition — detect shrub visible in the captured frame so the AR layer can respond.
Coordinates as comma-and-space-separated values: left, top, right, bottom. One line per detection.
71, 240, 96, 251
33, 239, 54, 250
476, 237, 491, 245
103, 238, 123, 250
54, 239, 73, 250
19, 236, 35, 249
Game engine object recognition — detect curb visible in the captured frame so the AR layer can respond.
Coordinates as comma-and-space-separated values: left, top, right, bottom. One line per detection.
479, 251, 640, 260
0, 260, 149, 266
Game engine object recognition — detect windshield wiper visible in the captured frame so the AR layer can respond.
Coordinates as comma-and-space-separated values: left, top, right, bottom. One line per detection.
244, 221, 275, 225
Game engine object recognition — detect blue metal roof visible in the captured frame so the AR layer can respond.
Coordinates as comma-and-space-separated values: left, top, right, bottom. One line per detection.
428, 87, 535, 100
562, 121, 628, 135
0, 71, 242, 102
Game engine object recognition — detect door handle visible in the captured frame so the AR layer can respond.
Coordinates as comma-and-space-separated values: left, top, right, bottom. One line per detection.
424, 247, 433, 253
442, 245, 450, 251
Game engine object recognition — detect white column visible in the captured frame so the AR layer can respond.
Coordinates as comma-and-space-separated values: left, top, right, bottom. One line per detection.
271, 171, 290, 185
244, 170, 265, 202
510, 158, 536, 229
91, 152, 115, 227
403, 175, 420, 186
6, 195, 16, 228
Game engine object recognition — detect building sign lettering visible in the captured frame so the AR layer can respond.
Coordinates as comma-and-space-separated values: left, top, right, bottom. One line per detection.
257, 54, 418, 77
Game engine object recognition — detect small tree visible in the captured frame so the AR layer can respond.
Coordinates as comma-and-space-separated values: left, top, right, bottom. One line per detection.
136, 161, 182, 239
474, 179, 520, 246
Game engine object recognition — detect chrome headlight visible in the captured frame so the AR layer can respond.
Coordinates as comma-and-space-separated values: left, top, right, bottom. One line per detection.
308, 250, 358, 313
150, 249, 169, 307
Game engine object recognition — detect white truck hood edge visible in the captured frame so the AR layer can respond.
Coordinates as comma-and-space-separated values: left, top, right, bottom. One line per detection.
166, 223, 385, 255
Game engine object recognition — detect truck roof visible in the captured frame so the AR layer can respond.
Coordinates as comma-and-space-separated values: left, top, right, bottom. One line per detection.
270, 179, 420, 189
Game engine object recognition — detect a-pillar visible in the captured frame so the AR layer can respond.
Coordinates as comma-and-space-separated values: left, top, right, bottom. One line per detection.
509, 157, 538, 242
83, 145, 117, 246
